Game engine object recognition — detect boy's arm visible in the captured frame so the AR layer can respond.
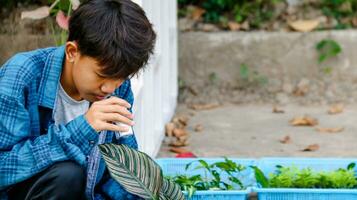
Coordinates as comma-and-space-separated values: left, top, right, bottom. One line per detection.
113, 79, 139, 150
0, 93, 98, 189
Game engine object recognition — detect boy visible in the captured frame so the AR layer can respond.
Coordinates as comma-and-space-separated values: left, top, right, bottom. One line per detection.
0, 0, 156, 199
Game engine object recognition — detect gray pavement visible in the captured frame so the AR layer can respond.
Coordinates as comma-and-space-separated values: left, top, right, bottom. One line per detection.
157, 103, 357, 158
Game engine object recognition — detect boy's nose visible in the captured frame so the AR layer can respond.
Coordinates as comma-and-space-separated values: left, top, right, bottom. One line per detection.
101, 82, 117, 94
101, 80, 124, 94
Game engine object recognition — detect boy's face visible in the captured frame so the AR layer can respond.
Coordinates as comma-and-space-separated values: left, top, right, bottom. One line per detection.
63, 42, 125, 102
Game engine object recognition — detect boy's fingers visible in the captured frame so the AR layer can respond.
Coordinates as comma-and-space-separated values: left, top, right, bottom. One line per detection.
96, 96, 131, 108
102, 122, 130, 132
102, 113, 134, 126
100, 105, 133, 119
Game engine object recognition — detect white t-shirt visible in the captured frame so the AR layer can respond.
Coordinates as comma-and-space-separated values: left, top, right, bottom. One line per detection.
54, 83, 90, 125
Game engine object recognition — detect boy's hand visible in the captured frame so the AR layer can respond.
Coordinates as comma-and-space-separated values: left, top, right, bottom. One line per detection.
84, 96, 134, 132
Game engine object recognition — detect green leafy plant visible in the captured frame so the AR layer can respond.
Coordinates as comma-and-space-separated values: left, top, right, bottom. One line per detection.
208, 72, 219, 85
168, 157, 247, 198
316, 39, 342, 74
177, 0, 283, 29
98, 144, 185, 200
316, 39, 342, 63
320, 0, 357, 29
21, 0, 80, 45
239, 64, 268, 87
253, 163, 357, 189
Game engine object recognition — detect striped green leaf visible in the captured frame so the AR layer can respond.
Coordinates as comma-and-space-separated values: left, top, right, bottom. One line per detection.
160, 178, 185, 200
98, 144, 185, 200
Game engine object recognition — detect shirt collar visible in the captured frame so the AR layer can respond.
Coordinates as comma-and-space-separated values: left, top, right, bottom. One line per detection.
38, 45, 65, 109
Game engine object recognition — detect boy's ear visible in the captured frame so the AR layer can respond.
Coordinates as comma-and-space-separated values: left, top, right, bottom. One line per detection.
65, 41, 79, 63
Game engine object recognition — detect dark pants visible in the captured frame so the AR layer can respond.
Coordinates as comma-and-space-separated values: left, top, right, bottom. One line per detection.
8, 161, 86, 200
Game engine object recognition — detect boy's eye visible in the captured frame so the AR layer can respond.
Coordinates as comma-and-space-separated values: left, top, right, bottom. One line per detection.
96, 72, 106, 78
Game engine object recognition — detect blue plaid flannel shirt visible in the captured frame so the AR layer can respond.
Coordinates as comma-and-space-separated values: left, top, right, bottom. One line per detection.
0, 46, 142, 200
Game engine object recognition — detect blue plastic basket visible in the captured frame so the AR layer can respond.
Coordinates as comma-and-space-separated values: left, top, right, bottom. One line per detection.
253, 157, 357, 200
156, 158, 256, 200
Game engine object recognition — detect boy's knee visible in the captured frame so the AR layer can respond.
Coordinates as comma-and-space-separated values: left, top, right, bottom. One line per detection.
50, 161, 86, 197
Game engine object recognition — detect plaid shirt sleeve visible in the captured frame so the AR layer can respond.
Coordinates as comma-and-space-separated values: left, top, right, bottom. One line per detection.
0, 55, 99, 189
0, 92, 99, 189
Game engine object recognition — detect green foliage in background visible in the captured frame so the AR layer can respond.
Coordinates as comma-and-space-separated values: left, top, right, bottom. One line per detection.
253, 163, 357, 189
179, 0, 282, 29
178, 0, 357, 30
316, 39, 342, 63
315, 39, 342, 74
320, 0, 357, 29
239, 64, 268, 87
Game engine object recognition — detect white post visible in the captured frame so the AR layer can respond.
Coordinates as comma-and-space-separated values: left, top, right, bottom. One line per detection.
130, 0, 178, 157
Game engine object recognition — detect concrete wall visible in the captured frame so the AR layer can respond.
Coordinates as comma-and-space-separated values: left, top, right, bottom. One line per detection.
179, 31, 357, 102
0, 34, 54, 65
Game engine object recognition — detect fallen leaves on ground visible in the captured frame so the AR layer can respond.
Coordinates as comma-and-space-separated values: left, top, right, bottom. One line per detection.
316, 127, 344, 133
228, 21, 241, 31
302, 144, 320, 152
169, 147, 190, 154
188, 103, 220, 111
169, 140, 189, 147
288, 19, 320, 32
293, 79, 310, 96
290, 116, 318, 126
328, 104, 344, 115
173, 128, 188, 138
190, 6, 206, 21
165, 114, 191, 147
279, 135, 292, 144
273, 106, 285, 113
165, 122, 175, 137
194, 124, 203, 132
172, 115, 189, 128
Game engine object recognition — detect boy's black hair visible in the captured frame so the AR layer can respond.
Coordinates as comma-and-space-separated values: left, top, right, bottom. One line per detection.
68, 0, 156, 79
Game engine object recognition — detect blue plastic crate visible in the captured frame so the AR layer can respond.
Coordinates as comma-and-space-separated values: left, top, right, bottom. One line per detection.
253, 157, 357, 200
156, 158, 256, 200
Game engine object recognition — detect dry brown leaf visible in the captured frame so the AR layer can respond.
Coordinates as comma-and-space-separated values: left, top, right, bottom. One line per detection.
188, 112, 196, 117
178, 116, 189, 126
187, 86, 199, 96
352, 17, 357, 27
178, 135, 189, 142
194, 124, 203, 132
316, 127, 344, 133
169, 140, 188, 147
240, 20, 250, 30
191, 6, 206, 21
21, 6, 50, 20
169, 147, 190, 154
172, 117, 180, 124
279, 135, 291, 144
288, 20, 320, 32
290, 116, 318, 126
189, 103, 220, 111
165, 122, 175, 137
228, 21, 241, 31
273, 106, 285, 114
70, 0, 80, 10
328, 104, 344, 115
173, 128, 188, 138
302, 144, 319, 152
